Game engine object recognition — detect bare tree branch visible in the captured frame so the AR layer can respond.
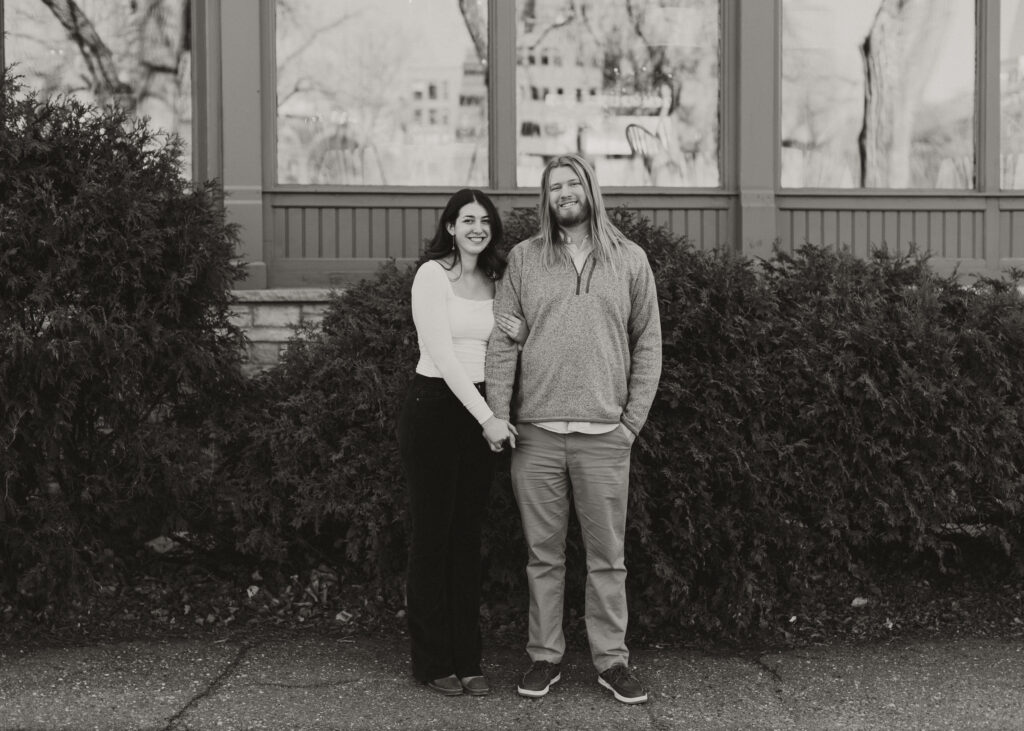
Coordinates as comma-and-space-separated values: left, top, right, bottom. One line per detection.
39, 0, 132, 102
521, 9, 575, 51
276, 10, 363, 75
458, 0, 487, 63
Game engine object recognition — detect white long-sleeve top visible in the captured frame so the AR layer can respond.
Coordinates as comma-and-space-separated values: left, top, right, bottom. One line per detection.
412, 260, 494, 425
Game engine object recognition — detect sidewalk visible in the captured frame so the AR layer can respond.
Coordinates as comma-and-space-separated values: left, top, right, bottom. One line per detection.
1, 632, 1022, 730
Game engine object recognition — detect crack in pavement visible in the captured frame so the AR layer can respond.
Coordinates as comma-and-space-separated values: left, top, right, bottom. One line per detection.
750, 652, 783, 685
645, 698, 676, 730
748, 652, 802, 728
162, 639, 261, 731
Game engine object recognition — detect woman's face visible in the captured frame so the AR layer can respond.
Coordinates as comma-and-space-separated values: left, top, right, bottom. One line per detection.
446, 201, 492, 258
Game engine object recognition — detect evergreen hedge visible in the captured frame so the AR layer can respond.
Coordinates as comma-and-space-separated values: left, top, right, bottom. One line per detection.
628, 220, 1024, 634
217, 207, 1024, 638
0, 70, 246, 611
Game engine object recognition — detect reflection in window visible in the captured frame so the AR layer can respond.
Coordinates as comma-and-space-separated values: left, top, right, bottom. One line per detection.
275, 0, 488, 186
1002, 0, 1024, 189
515, 0, 721, 188
4, 0, 193, 179
781, 0, 975, 189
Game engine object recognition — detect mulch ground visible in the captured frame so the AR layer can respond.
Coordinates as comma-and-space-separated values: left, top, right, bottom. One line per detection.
3, 550, 1023, 653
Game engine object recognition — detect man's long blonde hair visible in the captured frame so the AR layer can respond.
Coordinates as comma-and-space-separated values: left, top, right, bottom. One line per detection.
537, 153, 628, 268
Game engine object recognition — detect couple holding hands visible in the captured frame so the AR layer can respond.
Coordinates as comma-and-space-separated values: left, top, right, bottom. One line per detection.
397, 154, 663, 704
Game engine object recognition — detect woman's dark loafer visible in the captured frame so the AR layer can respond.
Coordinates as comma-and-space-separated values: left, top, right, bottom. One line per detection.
460, 675, 491, 696
425, 674, 463, 696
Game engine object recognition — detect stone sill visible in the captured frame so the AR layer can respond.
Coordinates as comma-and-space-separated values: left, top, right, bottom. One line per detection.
231, 288, 338, 303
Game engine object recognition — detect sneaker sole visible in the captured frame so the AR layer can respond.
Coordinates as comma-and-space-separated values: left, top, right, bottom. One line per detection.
517, 673, 561, 698
598, 676, 648, 704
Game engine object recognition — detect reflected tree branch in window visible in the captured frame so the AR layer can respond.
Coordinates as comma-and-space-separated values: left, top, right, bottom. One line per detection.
38, 0, 132, 104
458, 0, 487, 64
624, 0, 672, 101
275, 10, 363, 76
278, 77, 316, 107
517, 1, 576, 52
134, 0, 191, 136
137, 0, 190, 75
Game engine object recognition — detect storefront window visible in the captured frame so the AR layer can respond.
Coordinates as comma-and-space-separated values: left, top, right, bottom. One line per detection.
515, 0, 721, 188
275, 0, 489, 186
1002, 0, 1024, 189
3, 0, 194, 179
781, 0, 975, 189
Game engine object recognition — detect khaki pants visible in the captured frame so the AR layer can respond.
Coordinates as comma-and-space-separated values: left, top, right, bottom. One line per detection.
511, 423, 633, 672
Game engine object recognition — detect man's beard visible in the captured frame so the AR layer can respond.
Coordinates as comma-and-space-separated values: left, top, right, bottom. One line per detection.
553, 197, 591, 227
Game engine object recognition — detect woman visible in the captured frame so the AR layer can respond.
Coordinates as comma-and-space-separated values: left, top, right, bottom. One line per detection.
398, 188, 524, 697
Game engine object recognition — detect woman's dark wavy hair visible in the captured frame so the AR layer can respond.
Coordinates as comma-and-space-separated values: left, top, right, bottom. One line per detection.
421, 188, 507, 280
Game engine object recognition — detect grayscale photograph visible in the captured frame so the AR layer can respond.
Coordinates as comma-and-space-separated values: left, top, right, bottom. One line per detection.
2, 1, 1024, 729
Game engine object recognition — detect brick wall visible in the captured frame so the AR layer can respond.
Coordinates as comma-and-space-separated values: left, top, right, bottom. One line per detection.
230, 289, 336, 373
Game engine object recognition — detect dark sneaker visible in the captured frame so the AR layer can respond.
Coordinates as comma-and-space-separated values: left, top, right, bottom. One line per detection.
425, 674, 463, 696
517, 660, 562, 698
598, 664, 648, 704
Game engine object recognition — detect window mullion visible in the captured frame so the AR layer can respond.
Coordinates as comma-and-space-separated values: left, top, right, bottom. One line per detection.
489, 0, 518, 190
1, 0, 6, 70
978, 0, 1001, 193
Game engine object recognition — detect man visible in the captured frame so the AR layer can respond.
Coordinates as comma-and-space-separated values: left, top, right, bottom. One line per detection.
485, 153, 662, 704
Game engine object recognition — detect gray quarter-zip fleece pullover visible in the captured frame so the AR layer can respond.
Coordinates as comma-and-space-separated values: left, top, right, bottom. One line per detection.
485, 236, 662, 436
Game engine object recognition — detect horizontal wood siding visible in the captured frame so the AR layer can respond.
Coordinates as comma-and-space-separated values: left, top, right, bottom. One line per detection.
777, 200, 987, 260
633, 207, 734, 251
273, 205, 440, 256
265, 192, 735, 286
264, 192, 1024, 287
774, 196, 991, 270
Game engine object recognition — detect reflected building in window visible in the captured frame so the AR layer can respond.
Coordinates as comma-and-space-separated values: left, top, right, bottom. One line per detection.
516, 22, 602, 172
406, 49, 487, 143
407, 71, 455, 141
456, 50, 488, 142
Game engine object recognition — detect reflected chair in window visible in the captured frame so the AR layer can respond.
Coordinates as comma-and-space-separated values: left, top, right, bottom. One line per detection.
625, 123, 683, 186
1004, 153, 1024, 189
307, 132, 387, 185
934, 155, 973, 189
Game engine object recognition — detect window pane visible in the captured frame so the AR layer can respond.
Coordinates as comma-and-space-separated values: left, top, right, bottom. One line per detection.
276, 0, 488, 186
4, 0, 194, 180
1003, 0, 1024, 189
781, 0, 975, 189
515, 0, 721, 188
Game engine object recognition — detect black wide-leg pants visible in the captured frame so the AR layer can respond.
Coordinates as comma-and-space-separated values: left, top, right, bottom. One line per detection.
398, 374, 493, 682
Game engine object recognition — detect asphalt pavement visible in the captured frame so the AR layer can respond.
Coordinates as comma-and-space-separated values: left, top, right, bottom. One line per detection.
1, 632, 1022, 730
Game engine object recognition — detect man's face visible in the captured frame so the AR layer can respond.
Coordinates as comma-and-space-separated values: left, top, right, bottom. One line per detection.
547, 166, 591, 227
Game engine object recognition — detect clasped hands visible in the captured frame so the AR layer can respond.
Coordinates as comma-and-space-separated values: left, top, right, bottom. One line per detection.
482, 416, 518, 453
